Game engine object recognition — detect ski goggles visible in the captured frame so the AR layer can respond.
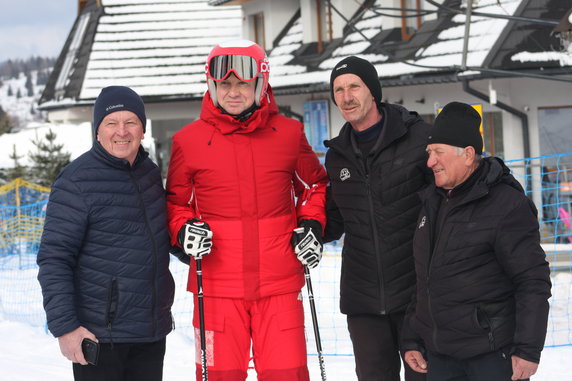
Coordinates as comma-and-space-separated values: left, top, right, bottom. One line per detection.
207, 55, 259, 82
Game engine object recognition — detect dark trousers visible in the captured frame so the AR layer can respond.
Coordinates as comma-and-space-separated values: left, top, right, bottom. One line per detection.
72, 338, 166, 381
426, 349, 526, 381
347, 312, 426, 381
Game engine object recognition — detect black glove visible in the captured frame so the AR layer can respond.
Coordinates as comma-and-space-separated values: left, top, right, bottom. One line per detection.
177, 218, 213, 259
291, 219, 323, 269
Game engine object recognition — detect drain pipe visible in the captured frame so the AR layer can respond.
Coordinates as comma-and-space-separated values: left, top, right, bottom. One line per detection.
461, 79, 532, 192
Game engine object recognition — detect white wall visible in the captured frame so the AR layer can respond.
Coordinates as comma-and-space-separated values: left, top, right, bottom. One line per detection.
145, 100, 203, 121
46, 105, 92, 125
242, 0, 299, 51
46, 99, 204, 126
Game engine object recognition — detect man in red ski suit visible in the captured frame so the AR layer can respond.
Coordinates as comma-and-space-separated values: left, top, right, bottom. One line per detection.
166, 40, 328, 381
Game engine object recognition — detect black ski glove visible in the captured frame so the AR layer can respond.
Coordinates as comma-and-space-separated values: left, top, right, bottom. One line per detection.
177, 218, 213, 259
291, 219, 323, 269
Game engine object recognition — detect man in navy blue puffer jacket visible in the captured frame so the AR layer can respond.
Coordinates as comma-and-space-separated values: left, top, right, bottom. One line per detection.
37, 86, 175, 381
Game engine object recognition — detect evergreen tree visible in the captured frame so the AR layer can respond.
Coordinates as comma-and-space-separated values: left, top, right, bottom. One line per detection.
7, 85, 13, 97
28, 129, 71, 187
7, 144, 27, 180
16, 88, 22, 98
36, 70, 49, 86
0, 168, 7, 185
0, 106, 13, 135
7, 59, 19, 78
25, 73, 34, 96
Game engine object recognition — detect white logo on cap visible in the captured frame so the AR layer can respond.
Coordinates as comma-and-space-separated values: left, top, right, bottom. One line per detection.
336, 64, 347, 71
106, 104, 124, 112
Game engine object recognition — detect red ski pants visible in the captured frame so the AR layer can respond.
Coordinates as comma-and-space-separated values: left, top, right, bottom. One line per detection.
192, 292, 310, 381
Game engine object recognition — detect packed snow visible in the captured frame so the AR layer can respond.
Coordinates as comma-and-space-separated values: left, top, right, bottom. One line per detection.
1, 254, 572, 381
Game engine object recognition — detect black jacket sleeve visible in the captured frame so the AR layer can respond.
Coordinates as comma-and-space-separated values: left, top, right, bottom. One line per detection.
323, 185, 344, 243
494, 197, 552, 363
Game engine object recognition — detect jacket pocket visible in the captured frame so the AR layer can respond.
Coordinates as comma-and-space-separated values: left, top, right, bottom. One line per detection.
474, 305, 495, 351
277, 308, 305, 331
105, 278, 119, 327
193, 311, 225, 333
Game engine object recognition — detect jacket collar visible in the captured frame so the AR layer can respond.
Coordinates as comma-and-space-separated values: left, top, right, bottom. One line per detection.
200, 86, 278, 135
92, 141, 148, 170
422, 157, 524, 205
326, 103, 424, 155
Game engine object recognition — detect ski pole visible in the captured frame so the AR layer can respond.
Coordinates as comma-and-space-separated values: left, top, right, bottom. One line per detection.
304, 265, 326, 381
196, 257, 208, 381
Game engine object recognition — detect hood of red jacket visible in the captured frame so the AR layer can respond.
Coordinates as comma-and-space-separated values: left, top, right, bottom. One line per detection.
200, 85, 279, 135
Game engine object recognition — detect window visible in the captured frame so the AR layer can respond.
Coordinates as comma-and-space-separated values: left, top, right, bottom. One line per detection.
538, 106, 572, 166
251, 13, 266, 48
315, 0, 333, 53
55, 13, 90, 94
482, 111, 504, 158
401, 0, 423, 41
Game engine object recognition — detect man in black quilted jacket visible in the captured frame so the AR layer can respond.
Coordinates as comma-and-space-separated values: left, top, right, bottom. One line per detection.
402, 101, 551, 381
37, 86, 175, 381
324, 55, 430, 381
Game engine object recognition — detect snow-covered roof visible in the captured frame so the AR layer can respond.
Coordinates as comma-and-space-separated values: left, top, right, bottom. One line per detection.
40, 0, 242, 106
268, 0, 571, 93
81, 0, 242, 99
40, 0, 571, 108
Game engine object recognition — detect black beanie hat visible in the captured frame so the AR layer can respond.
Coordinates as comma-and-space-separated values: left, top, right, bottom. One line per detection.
429, 101, 483, 154
330, 56, 382, 105
93, 86, 147, 137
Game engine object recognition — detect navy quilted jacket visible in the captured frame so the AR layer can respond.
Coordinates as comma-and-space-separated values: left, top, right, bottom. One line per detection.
37, 142, 175, 343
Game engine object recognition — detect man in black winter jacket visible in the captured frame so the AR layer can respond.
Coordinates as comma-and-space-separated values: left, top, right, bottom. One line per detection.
402, 102, 551, 381
324, 56, 430, 381
37, 86, 175, 381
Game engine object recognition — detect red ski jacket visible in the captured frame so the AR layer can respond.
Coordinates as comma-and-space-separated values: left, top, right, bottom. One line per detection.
166, 88, 327, 300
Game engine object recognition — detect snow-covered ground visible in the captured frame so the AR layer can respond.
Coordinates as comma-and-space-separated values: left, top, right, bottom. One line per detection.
1, 251, 572, 381
0, 122, 92, 168
2, 66, 572, 381
2, 319, 571, 381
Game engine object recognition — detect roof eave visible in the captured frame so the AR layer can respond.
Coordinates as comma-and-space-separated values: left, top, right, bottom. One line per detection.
38, 93, 205, 112
208, 0, 237, 6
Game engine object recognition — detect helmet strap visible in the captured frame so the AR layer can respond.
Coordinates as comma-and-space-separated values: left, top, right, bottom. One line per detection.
207, 79, 218, 107
254, 77, 263, 106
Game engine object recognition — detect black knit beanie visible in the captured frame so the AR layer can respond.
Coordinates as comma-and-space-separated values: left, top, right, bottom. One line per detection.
93, 86, 147, 137
429, 101, 483, 154
330, 56, 382, 105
